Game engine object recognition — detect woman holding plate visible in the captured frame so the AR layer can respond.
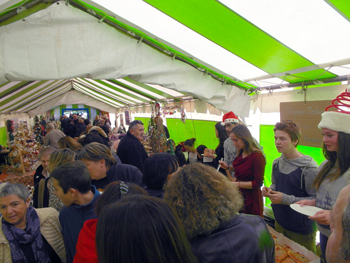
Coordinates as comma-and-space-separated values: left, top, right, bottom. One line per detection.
297, 89, 350, 262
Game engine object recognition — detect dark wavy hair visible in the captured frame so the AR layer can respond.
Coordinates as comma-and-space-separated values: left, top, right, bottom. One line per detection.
142, 153, 179, 190
96, 195, 197, 263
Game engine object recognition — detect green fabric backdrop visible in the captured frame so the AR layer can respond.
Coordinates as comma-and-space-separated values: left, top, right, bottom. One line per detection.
135, 117, 220, 150
0, 127, 7, 146
133, 119, 326, 207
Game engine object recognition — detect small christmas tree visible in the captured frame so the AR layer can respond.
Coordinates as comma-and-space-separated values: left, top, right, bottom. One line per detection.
149, 115, 168, 154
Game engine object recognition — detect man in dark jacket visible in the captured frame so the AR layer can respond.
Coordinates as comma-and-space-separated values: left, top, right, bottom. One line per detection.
83, 126, 109, 147
65, 118, 79, 138
117, 120, 148, 171
77, 142, 143, 190
60, 115, 69, 134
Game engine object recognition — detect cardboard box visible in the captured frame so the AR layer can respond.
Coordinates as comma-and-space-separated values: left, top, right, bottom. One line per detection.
280, 101, 335, 148
268, 225, 320, 263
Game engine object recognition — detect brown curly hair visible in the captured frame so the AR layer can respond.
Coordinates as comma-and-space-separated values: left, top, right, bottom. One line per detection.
164, 163, 243, 240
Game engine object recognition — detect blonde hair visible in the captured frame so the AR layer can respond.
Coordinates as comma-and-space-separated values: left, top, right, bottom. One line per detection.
48, 148, 76, 172
77, 142, 116, 168
164, 163, 243, 239
58, 136, 82, 152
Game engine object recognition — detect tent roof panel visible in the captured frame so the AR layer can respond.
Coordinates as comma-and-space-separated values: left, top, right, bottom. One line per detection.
1, 0, 349, 115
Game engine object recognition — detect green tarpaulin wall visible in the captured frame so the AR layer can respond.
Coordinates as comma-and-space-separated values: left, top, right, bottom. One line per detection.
135, 117, 219, 150
136, 118, 327, 207
0, 127, 7, 146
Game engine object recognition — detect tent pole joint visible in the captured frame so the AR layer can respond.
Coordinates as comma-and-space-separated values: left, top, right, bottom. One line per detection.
98, 16, 107, 23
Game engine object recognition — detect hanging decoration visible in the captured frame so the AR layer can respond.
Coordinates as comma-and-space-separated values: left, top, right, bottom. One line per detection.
180, 99, 186, 124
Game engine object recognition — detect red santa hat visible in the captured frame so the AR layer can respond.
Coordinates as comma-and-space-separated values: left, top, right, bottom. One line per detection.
221, 111, 239, 126
318, 86, 350, 134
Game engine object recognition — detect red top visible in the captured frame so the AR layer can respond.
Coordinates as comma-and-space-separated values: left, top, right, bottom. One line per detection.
73, 219, 98, 263
233, 151, 265, 217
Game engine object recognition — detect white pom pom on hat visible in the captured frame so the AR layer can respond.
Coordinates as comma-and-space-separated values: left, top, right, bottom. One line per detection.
318, 111, 350, 134
221, 111, 239, 126
318, 86, 350, 134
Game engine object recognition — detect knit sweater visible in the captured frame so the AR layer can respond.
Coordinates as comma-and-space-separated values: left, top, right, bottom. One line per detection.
270, 154, 318, 204
316, 160, 350, 237
0, 207, 66, 263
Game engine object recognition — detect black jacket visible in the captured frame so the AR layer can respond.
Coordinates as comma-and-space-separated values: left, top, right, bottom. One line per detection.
83, 126, 109, 147
76, 123, 87, 135
33, 165, 49, 208
117, 131, 148, 171
191, 214, 275, 263
65, 123, 79, 138
91, 162, 143, 190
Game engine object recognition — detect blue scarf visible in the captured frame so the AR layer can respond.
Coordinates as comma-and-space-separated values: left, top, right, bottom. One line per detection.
2, 206, 50, 263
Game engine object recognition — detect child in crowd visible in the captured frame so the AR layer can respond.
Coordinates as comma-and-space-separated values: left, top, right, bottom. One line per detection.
184, 138, 199, 164
263, 121, 318, 252
51, 161, 100, 263
167, 139, 186, 167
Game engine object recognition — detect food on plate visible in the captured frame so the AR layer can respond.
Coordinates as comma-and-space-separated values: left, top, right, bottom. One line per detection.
287, 248, 310, 263
275, 244, 288, 263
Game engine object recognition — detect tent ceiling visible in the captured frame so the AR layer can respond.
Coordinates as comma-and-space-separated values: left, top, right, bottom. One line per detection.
0, 78, 189, 115
90, 0, 350, 88
0, 0, 350, 116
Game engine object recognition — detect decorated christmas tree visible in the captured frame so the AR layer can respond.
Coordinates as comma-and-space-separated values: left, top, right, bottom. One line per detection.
149, 104, 168, 154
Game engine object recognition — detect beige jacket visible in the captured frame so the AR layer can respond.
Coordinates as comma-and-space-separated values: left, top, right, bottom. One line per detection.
0, 207, 66, 263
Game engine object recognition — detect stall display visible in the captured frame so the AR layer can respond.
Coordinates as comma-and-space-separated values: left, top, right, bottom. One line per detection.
4, 120, 41, 176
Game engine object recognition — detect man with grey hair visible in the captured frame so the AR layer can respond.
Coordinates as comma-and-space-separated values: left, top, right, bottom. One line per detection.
43, 123, 66, 149
326, 184, 350, 263
117, 120, 148, 171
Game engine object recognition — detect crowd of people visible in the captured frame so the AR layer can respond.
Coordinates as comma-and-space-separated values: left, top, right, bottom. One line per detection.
0, 92, 350, 263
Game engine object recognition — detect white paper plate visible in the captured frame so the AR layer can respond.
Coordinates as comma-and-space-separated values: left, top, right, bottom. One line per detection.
290, 204, 323, 217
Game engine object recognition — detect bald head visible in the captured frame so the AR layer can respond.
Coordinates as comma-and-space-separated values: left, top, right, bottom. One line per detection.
46, 123, 55, 131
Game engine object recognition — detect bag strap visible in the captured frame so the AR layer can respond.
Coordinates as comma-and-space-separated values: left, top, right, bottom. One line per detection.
37, 179, 45, 208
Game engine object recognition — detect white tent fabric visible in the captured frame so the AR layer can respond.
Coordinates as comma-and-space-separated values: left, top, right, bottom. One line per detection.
27, 90, 116, 116
0, 2, 250, 116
